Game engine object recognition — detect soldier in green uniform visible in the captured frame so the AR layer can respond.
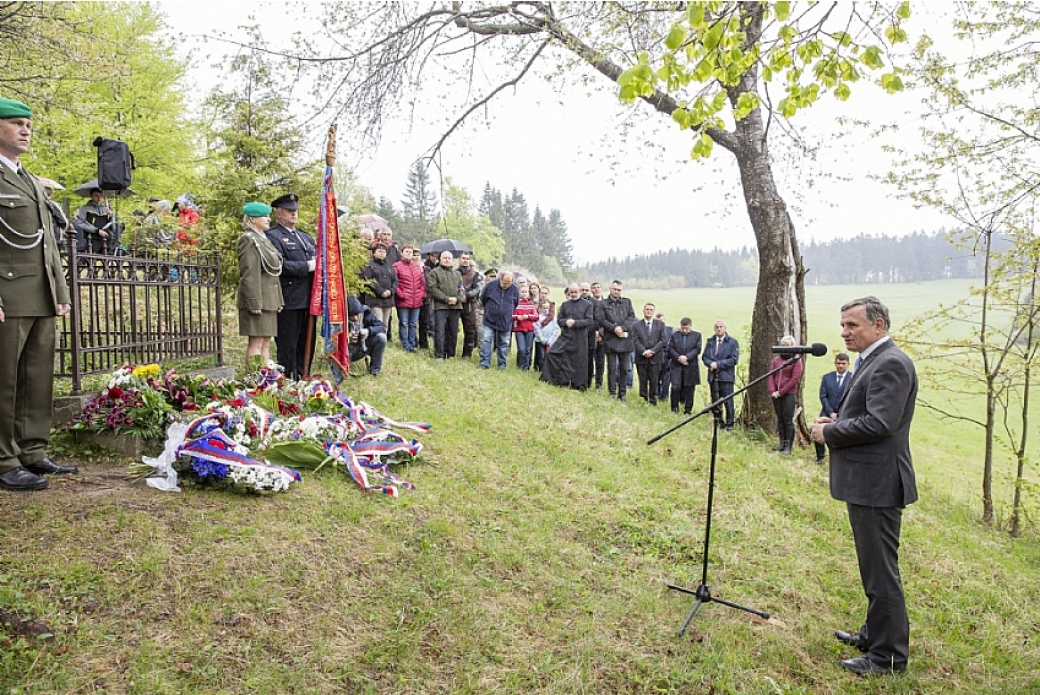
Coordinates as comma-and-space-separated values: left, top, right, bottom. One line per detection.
0, 97, 77, 491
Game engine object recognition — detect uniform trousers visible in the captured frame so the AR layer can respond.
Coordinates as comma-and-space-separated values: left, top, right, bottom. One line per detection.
0, 315, 56, 472
276, 308, 316, 380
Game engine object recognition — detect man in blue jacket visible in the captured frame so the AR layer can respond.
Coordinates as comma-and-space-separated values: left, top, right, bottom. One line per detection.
347, 296, 387, 376
479, 271, 519, 369
702, 320, 739, 429
815, 352, 851, 463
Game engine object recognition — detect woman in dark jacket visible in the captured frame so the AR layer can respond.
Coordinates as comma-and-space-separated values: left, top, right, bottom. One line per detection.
361, 243, 398, 331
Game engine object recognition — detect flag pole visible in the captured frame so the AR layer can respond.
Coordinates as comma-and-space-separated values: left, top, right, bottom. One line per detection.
308, 125, 351, 383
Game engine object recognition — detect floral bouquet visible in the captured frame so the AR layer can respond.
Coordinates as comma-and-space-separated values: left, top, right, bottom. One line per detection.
87, 364, 431, 497
73, 364, 174, 440
135, 410, 300, 494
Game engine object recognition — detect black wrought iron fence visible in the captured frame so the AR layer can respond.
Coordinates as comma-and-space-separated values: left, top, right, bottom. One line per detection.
56, 238, 223, 394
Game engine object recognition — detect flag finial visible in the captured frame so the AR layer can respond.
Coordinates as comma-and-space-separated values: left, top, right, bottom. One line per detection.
325, 124, 337, 167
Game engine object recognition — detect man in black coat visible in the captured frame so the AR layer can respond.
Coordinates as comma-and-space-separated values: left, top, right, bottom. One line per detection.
666, 318, 702, 415
540, 283, 593, 390
265, 193, 316, 380
811, 296, 918, 677
595, 279, 635, 402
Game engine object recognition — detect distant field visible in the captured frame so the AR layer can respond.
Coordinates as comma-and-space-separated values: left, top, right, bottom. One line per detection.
618, 278, 1024, 520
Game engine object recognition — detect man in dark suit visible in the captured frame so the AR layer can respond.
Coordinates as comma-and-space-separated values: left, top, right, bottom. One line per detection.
633, 302, 666, 405
815, 352, 851, 463
666, 317, 702, 415
595, 279, 635, 402
810, 296, 918, 676
702, 320, 739, 429
0, 97, 77, 492
265, 193, 317, 380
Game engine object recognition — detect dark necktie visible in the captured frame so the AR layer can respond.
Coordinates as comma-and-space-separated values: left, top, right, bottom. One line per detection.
16, 166, 33, 186
837, 374, 845, 389
681, 334, 687, 350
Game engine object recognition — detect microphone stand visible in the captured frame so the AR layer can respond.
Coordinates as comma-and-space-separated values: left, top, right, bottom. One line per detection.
648, 355, 802, 636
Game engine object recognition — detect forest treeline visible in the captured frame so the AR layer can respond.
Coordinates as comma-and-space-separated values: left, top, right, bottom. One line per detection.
582, 230, 1006, 288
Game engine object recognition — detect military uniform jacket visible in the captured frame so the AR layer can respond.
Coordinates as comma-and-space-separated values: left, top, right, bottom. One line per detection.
236, 231, 284, 312
0, 163, 70, 316
265, 223, 316, 310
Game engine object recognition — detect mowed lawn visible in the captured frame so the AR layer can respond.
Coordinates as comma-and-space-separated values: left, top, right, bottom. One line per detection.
3, 278, 1039, 694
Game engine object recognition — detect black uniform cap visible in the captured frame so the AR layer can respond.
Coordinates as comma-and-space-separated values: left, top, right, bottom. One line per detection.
271, 193, 299, 211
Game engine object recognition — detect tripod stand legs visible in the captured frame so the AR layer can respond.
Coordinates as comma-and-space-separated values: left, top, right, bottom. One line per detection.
666, 582, 771, 636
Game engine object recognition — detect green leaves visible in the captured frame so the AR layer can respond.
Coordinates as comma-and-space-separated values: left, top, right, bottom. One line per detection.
664, 24, 686, 51
881, 72, 905, 93
616, 1, 912, 159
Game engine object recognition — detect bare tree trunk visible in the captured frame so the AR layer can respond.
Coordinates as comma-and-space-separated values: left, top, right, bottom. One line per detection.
725, 4, 806, 428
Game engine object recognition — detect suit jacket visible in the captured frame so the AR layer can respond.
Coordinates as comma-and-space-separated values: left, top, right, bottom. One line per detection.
0, 163, 70, 316
702, 333, 739, 383
596, 296, 636, 352
819, 370, 850, 417
825, 340, 918, 508
666, 329, 702, 387
265, 223, 316, 310
633, 318, 666, 365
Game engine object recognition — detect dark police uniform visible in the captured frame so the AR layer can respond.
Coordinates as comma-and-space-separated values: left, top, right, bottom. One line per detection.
264, 193, 316, 380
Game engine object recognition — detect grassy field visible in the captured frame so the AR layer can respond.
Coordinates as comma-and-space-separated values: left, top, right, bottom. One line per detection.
3, 278, 1038, 694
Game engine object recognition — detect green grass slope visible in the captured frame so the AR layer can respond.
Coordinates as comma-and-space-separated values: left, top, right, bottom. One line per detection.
2, 278, 1037, 693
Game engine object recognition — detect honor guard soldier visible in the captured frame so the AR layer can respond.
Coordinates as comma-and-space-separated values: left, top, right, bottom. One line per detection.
264, 193, 317, 380
0, 97, 77, 491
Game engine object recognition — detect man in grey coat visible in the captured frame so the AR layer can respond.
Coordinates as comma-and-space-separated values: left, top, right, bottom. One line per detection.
811, 296, 918, 677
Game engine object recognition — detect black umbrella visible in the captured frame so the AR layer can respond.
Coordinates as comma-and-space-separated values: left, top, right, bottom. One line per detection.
72, 179, 135, 199
419, 239, 472, 257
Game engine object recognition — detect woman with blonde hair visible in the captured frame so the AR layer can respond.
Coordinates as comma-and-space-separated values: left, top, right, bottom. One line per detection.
768, 334, 804, 454
236, 201, 284, 367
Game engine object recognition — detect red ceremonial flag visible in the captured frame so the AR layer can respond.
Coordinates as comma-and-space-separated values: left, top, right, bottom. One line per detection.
310, 126, 350, 382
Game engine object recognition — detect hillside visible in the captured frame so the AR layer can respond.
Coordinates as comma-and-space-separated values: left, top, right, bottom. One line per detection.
2, 282, 1038, 694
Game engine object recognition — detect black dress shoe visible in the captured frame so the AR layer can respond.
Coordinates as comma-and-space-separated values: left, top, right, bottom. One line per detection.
840, 656, 905, 676
0, 467, 49, 491
24, 457, 78, 475
834, 629, 868, 652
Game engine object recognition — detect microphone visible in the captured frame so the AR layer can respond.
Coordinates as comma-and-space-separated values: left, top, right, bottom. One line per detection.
771, 343, 828, 357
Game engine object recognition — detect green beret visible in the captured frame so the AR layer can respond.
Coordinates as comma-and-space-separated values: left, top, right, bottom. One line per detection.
242, 201, 272, 217
0, 97, 32, 119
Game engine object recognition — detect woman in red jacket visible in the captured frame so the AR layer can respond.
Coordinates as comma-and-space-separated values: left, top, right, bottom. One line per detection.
393, 245, 426, 352
768, 334, 804, 453
512, 285, 539, 371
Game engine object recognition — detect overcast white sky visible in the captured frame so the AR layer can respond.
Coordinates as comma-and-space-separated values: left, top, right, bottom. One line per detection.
161, 1, 954, 264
